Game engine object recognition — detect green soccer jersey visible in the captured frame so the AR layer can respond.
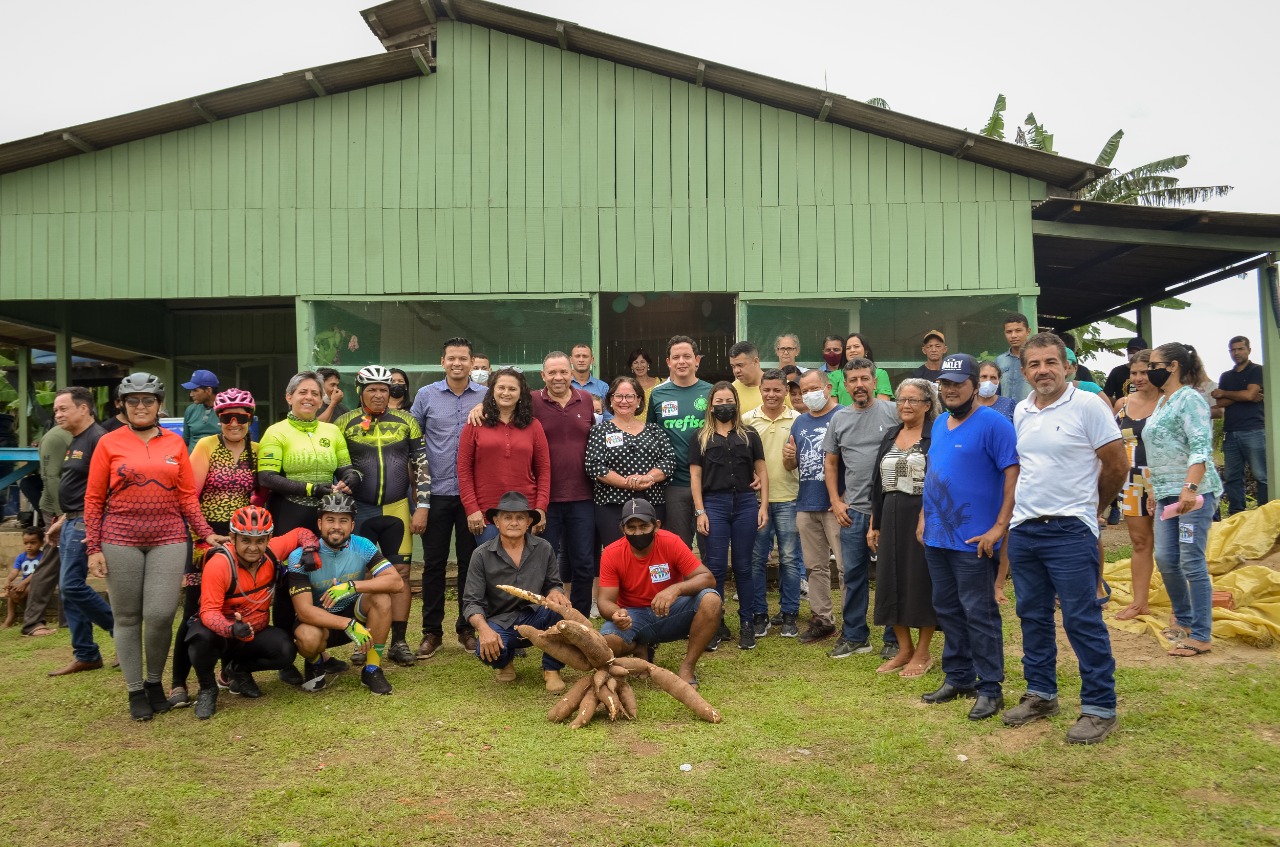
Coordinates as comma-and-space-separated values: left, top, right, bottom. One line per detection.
647, 379, 712, 487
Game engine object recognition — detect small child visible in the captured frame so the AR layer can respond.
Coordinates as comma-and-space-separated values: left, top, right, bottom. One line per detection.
3, 528, 44, 627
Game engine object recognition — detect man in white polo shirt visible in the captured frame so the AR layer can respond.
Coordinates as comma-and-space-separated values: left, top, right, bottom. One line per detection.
1002, 332, 1128, 745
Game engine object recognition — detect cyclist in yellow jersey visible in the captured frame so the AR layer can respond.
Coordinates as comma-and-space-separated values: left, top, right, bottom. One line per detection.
334, 365, 431, 666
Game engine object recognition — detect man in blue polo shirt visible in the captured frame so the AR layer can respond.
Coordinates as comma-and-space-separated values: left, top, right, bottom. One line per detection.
919, 353, 1019, 721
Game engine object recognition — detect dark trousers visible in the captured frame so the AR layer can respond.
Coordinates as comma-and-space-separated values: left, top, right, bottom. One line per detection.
171, 584, 201, 688
474, 605, 564, 671
924, 545, 1005, 698
186, 618, 297, 688
1008, 519, 1116, 718
21, 544, 66, 634
59, 517, 115, 663
702, 491, 758, 629
542, 500, 597, 617
421, 494, 478, 637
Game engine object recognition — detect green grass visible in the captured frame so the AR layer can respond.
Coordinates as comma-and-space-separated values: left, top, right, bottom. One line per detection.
3, 591, 1279, 847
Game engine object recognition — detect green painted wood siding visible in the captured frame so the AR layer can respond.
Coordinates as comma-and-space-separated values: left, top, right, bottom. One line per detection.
0, 23, 1044, 301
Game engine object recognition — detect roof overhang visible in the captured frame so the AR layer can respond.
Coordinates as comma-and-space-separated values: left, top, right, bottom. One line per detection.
1032, 199, 1280, 329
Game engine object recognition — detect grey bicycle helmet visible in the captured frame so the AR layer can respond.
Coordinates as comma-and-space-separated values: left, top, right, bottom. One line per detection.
355, 365, 394, 388
118, 372, 165, 398
317, 491, 357, 515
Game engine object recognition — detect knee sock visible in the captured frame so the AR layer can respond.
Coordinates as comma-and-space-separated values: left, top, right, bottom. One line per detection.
391, 621, 407, 642
365, 643, 385, 671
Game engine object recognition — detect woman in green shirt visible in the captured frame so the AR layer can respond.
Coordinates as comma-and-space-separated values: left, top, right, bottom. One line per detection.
831, 333, 894, 405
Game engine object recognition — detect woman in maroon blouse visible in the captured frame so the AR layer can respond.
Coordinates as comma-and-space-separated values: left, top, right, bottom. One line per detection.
458, 368, 551, 543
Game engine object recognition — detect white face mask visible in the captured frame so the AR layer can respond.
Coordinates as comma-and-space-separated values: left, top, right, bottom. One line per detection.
802, 389, 828, 411
470, 369, 489, 385
978, 381, 998, 399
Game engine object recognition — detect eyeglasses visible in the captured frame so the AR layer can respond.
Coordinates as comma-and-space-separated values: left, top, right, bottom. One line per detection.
124, 396, 159, 408
1147, 361, 1170, 370
896, 398, 928, 406
612, 394, 638, 402
776, 346, 798, 352
219, 413, 252, 425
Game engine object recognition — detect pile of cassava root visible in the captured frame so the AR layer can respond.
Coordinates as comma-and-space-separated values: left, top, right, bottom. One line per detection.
497, 585, 722, 727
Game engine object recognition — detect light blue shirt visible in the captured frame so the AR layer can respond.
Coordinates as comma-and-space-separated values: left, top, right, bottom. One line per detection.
409, 380, 486, 497
995, 350, 1031, 402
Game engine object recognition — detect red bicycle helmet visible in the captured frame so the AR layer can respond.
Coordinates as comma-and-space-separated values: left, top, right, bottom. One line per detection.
229, 505, 274, 537
214, 387, 256, 414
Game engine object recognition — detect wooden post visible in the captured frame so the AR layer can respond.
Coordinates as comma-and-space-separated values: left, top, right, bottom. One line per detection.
1135, 303, 1153, 344
1259, 263, 1279, 501
55, 308, 71, 390
16, 346, 29, 446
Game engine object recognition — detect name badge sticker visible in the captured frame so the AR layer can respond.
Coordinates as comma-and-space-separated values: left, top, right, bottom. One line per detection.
605, 432, 624, 448
649, 562, 672, 583
661, 401, 679, 418
1179, 523, 1196, 544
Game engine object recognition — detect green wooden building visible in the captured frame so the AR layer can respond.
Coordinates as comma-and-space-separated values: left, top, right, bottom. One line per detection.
1, 0, 1277, 486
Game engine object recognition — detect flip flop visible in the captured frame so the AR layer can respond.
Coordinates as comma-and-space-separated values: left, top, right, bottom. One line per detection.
683, 675, 699, 690
1168, 642, 1211, 658
899, 659, 934, 679
22, 626, 56, 638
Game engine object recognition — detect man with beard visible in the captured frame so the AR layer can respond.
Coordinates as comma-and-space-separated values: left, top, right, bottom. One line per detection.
918, 354, 1019, 721
822, 357, 899, 658
1003, 333, 1127, 744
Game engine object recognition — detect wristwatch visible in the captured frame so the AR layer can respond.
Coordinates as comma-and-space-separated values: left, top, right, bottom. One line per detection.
694, 509, 706, 517
1183, 482, 1199, 492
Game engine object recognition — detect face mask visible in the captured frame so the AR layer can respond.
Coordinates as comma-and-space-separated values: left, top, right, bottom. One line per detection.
388, 384, 408, 399
822, 352, 842, 368
712, 404, 737, 422
802, 390, 828, 411
626, 530, 655, 551
1147, 367, 1171, 389
946, 394, 976, 420
470, 369, 489, 384
977, 381, 998, 399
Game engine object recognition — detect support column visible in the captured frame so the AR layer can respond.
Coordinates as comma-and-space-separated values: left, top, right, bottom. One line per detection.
1259, 264, 1279, 500
1018, 294, 1039, 333
1136, 303, 1154, 344
16, 346, 29, 446
55, 310, 71, 390
847, 301, 862, 334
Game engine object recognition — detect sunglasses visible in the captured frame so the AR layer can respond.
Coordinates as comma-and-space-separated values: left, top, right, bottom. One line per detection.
219, 413, 252, 425
124, 396, 158, 407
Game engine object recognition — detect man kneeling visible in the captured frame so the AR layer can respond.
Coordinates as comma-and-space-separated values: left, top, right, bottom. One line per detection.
599, 499, 722, 686
463, 491, 568, 692
287, 493, 404, 695
187, 506, 320, 719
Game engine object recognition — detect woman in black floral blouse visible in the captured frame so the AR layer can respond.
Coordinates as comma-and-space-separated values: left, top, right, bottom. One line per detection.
584, 376, 677, 546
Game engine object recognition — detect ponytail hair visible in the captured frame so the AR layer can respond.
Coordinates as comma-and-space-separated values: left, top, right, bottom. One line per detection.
1155, 341, 1206, 387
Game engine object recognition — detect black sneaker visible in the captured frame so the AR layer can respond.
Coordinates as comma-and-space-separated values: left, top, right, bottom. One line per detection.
301, 659, 327, 693
323, 656, 350, 674
386, 640, 417, 667
144, 681, 173, 715
707, 619, 732, 652
1107, 504, 1122, 526
194, 686, 218, 720
798, 621, 836, 644
879, 642, 900, 660
738, 628, 757, 650
128, 690, 154, 722
769, 611, 785, 626
780, 613, 799, 638
279, 664, 304, 686
361, 666, 393, 695
828, 639, 872, 659
231, 671, 262, 699
167, 687, 191, 709
752, 613, 771, 638
216, 667, 234, 690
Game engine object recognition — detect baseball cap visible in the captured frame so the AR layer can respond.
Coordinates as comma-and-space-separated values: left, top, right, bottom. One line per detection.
181, 369, 220, 390
618, 498, 658, 527
1126, 336, 1148, 352
937, 354, 976, 382
922, 329, 946, 344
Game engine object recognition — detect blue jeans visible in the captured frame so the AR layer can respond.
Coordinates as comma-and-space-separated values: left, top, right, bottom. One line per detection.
923, 546, 1004, 697
750, 501, 802, 616
601, 590, 719, 645
58, 517, 115, 663
542, 500, 596, 617
474, 605, 564, 671
1223, 430, 1268, 514
1008, 519, 1116, 718
837, 510, 873, 644
702, 491, 758, 629
1153, 492, 1218, 642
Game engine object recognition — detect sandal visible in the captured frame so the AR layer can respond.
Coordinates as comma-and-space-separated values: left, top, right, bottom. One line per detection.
1168, 642, 1211, 658
22, 626, 56, 638
899, 658, 934, 679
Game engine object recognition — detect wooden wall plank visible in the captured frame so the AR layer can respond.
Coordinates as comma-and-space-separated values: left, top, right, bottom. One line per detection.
653, 207, 674, 292
523, 39, 544, 209
888, 203, 908, 291
488, 31, 509, 209
687, 86, 706, 210
706, 90, 726, 206
542, 44, 561, 209
651, 78, 672, 208
815, 204, 834, 293
796, 118, 815, 207
560, 52, 581, 208
760, 105, 779, 207
633, 69, 654, 210
923, 203, 944, 292
615, 65, 636, 208
778, 112, 797, 207
869, 204, 889, 292
723, 94, 742, 206
743, 205, 763, 292
814, 122, 833, 206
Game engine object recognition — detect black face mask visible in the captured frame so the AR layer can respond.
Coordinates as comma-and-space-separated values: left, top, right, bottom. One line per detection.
946, 394, 976, 420
388, 384, 409, 399
626, 530, 655, 551
712, 404, 737, 422
1147, 368, 1172, 389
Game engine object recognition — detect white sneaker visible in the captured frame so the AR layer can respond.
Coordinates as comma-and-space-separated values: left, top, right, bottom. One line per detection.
589, 601, 600, 619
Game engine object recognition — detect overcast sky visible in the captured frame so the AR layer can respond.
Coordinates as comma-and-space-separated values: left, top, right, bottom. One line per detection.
0, 0, 1271, 377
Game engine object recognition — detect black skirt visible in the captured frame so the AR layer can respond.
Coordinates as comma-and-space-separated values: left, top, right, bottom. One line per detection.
873, 492, 936, 629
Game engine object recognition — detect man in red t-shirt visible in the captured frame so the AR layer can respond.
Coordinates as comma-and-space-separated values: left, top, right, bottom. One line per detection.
598, 499, 721, 686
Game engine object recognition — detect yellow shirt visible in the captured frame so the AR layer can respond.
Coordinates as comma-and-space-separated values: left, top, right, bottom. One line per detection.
742, 405, 800, 503
732, 380, 763, 413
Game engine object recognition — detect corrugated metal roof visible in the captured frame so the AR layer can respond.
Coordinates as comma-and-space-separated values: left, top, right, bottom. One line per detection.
0, 50, 428, 176
360, 0, 1105, 191
1032, 199, 1280, 327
